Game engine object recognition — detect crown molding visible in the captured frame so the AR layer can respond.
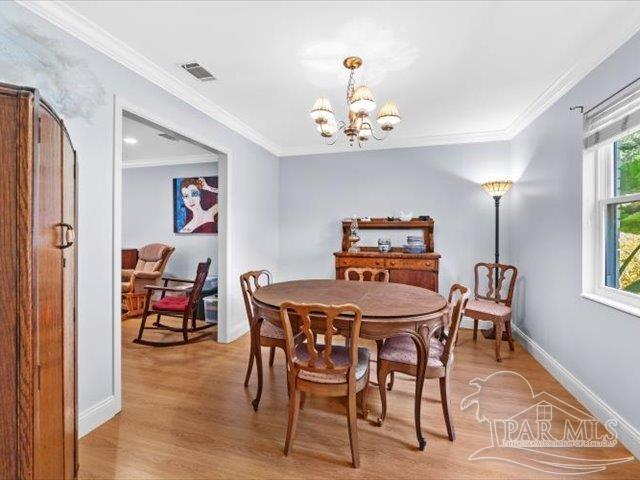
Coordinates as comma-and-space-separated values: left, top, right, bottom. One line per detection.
504, 16, 640, 138
122, 153, 218, 169
279, 128, 510, 157
17, 0, 282, 156
16, 1, 640, 157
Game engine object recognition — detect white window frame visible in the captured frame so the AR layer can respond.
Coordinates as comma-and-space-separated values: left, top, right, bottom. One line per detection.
582, 132, 640, 316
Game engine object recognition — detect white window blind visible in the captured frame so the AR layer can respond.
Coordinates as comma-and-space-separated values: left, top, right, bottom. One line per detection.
584, 76, 640, 150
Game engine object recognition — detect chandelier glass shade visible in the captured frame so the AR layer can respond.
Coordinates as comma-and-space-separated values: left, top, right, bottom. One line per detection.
310, 56, 400, 147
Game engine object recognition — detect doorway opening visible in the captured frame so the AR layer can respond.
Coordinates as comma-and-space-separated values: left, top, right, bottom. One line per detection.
112, 104, 229, 416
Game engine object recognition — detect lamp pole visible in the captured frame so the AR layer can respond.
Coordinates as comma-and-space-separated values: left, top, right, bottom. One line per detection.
493, 195, 501, 290
481, 181, 513, 291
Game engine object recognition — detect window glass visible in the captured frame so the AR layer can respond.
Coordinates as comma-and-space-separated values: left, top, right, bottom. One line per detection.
606, 200, 640, 292
615, 131, 640, 196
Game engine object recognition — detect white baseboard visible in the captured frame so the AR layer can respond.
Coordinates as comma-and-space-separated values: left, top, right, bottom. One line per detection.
225, 322, 249, 343
512, 324, 640, 459
78, 395, 120, 438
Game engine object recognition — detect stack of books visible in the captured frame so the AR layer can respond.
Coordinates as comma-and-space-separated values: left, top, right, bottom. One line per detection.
402, 235, 426, 254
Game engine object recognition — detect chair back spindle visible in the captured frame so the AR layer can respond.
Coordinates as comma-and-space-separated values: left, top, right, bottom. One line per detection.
441, 284, 469, 365
187, 258, 212, 310
280, 303, 362, 380
344, 267, 389, 283
473, 263, 517, 306
240, 270, 273, 326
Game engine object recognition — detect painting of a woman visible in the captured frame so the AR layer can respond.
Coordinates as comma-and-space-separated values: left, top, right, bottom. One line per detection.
173, 176, 218, 234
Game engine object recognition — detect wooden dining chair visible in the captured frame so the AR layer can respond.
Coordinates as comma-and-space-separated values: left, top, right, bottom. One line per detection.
240, 270, 304, 411
464, 263, 518, 362
376, 284, 469, 441
280, 302, 371, 468
344, 267, 390, 282
133, 258, 214, 346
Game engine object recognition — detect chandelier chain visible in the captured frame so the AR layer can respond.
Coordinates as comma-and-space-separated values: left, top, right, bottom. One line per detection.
346, 68, 356, 104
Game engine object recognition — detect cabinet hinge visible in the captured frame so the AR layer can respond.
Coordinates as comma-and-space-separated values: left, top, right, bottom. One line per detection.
37, 117, 41, 144
36, 364, 41, 390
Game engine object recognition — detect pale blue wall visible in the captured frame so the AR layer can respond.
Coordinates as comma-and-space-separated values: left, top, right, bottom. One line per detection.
279, 142, 512, 293
122, 163, 219, 278
510, 32, 640, 434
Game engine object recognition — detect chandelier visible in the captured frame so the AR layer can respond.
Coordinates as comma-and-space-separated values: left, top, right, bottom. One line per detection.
310, 56, 401, 147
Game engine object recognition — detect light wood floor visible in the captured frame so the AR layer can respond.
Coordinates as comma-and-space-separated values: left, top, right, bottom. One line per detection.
80, 318, 639, 479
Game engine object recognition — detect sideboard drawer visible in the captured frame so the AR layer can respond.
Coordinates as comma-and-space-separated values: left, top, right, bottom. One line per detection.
336, 257, 385, 268
385, 258, 437, 271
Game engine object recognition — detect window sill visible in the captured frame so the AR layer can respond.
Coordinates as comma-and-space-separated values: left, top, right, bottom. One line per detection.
581, 292, 640, 318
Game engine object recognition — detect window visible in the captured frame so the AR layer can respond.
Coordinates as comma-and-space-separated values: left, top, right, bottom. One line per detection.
605, 132, 640, 292
583, 78, 640, 315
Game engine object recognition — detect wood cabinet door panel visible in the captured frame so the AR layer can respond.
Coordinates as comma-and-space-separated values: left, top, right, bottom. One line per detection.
62, 132, 76, 479
34, 108, 64, 480
0, 91, 19, 480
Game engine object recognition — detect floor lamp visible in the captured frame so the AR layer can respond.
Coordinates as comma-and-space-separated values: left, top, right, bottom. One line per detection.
481, 180, 513, 290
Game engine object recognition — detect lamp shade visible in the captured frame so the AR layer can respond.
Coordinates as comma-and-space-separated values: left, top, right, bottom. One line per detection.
377, 101, 401, 129
310, 97, 334, 124
349, 85, 376, 114
481, 180, 513, 198
358, 122, 372, 141
317, 116, 338, 137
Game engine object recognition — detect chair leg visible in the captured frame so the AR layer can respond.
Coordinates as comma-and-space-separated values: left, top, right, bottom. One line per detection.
360, 378, 369, 420
284, 386, 301, 456
251, 331, 264, 411
473, 319, 478, 341
387, 371, 395, 391
135, 308, 150, 342
494, 321, 504, 362
181, 314, 189, 344
439, 374, 455, 441
269, 346, 276, 367
377, 362, 389, 426
243, 338, 255, 387
346, 384, 360, 468
506, 320, 515, 351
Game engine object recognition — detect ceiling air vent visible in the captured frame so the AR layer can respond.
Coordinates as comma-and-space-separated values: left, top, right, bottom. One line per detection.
181, 62, 216, 82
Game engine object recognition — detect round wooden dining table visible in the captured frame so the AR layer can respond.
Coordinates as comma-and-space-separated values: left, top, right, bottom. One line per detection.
252, 279, 449, 451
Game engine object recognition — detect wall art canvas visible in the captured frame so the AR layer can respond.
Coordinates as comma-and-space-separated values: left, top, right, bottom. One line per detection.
173, 176, 218, 234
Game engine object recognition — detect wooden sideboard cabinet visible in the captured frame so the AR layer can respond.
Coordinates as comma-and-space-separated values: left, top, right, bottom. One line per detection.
334, 218, 441, 292
335, 251, 440, 291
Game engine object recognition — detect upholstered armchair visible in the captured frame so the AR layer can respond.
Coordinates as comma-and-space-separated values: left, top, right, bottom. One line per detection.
122, 243, 175, 319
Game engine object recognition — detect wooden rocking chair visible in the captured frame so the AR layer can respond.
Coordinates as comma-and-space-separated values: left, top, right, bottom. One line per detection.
133, 258, 214, 346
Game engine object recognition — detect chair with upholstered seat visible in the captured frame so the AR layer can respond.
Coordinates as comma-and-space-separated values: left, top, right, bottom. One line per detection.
279, 302, 370, 468
465, 263, 518, 362
133, 258, 214, 346
376, 284, 468, 441
240, 270, 304, 411
122, 243, 175, 319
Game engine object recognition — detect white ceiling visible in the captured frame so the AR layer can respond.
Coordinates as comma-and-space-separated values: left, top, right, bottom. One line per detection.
29, 1, 640, 155
122, 114, 217, 166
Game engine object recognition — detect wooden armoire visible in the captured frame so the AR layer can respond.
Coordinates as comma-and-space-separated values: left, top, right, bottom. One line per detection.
0, 83, 78, 479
